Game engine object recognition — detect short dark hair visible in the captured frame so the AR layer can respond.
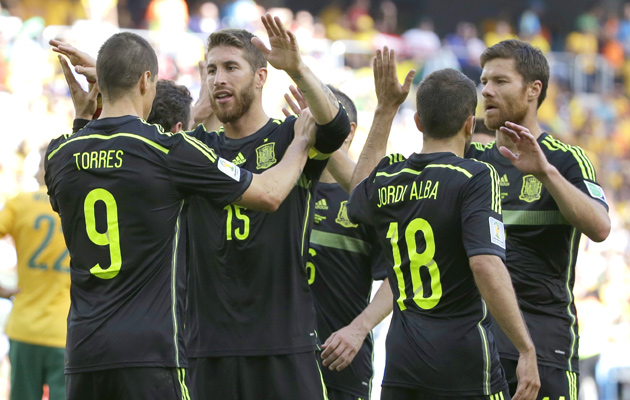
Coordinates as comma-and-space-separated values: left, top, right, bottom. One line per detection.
327, 85, 357, 125
480, 39, 549, 108
96, 32, 158, 102
416, 68, 477, 139
207, 29, 267, 72
147, 80, 193, 131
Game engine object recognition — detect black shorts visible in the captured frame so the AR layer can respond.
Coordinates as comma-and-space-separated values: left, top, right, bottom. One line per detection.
189, 352, 327, 400
66, 367, 190, 400
501, 358, 579, 400
381, 386, 511, 400
327, 387, 368, 400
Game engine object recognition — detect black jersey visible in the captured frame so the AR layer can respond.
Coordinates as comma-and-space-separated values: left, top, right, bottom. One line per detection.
186, 109, 349, 357
466, 133, 609, 372
308, 182, 387, 398
348, 152, 508, 396
44, 116, 252, 373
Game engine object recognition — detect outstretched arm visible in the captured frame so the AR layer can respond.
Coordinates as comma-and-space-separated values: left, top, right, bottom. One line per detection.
282, 86, 356, 191
252, 13, 337, 125
499, 122, 610, 242
235, 108, 316, 212
470, 255, 540, 400
349, 47, 414, 192
320, 278, 393, 371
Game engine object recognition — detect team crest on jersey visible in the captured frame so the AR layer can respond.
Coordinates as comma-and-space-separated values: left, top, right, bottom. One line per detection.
519, 175, 542, 203
335, 201, 358, 228
255, 142, 277, 170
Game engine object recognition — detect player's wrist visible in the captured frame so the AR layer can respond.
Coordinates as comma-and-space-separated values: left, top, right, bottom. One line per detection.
534, 162, 558, 184
286, 62, 308, 81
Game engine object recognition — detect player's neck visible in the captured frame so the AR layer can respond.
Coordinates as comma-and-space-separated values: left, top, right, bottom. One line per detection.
421, 135, 466, 157
99, 98, 144, 120
495, 115, 543, 152
222, 106, 269, 140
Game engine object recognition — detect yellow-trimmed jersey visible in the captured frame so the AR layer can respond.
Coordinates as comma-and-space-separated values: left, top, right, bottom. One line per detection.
467, 133, 609, 373
348, 152, 507, 396
0, 187, 70, 348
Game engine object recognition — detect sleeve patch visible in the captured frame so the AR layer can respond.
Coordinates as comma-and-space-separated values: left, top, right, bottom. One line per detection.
218, 158, 241, 182
489, 217, 506, 249
584, 181, 607, 204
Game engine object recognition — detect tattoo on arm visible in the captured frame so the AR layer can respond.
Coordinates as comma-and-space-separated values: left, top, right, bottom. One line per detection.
320, 81, 338, 105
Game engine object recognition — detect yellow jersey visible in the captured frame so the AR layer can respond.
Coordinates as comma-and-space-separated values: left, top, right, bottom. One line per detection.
0, 187, 70, 348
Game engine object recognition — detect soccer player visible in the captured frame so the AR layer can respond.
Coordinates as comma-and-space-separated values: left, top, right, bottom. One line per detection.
184, 15, 350, 399
0, 149, 68, 400
347, 52, 540, 398
46, 31, 316, 399
302, 86, 393, 400
147, 79, 194, 132
467, 39, 611, 398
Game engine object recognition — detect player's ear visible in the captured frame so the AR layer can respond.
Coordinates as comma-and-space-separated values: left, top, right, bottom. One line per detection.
528, 80, 542, 103
139, 71, 151, 95
345, 122, 357, 144
414, 112, 422, 132
463, 115, 475, 140
171, 121, 183, 133
255, 67, 267, 90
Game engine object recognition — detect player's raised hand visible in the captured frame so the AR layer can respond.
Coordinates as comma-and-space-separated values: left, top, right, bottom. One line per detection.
293, 107, 317, 147
281, 85, 308, 117
50, 39, 97, 82
512, 351, 541, 400
252, 13, 303, 75
58, 55, 99, 120
373, 46, 415, 111
320, 324, 366, 371
192, 60, 215, 128
498, 122, 551, 178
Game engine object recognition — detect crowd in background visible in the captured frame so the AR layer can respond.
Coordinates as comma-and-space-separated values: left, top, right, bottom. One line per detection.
1, 0, 630, 398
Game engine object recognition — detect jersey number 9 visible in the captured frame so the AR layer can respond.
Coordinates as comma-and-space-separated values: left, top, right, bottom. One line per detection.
84, 188, 122, 279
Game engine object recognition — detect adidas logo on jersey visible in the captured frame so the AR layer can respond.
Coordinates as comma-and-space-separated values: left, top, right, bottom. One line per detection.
315, 199, 328, 210
232, 152, 247, 166
314, 214, 326, 224
499, 174, 510, 187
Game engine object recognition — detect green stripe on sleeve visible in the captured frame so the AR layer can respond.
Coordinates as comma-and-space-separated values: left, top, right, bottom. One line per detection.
310, 230, 371, 255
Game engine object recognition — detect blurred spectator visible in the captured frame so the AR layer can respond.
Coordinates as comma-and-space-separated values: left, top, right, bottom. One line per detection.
445, 22, 485, 83
146, 0, 188, 31
401, 17, 440, 63
347, 0, 370, 32
484, 19, 517, 47
518, 8, 550, 53
374, 0, 397, 35
189, 2, 220, 34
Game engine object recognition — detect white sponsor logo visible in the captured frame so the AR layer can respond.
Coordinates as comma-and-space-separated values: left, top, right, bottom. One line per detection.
217, 157, 241, 181
489, 217, 506, 249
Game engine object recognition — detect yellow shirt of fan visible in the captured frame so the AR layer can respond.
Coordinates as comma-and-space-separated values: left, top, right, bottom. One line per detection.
0, 187, 70, 348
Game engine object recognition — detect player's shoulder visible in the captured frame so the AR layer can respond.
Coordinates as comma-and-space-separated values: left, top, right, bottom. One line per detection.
375, 153, 407, 171
539, 133, 597, 178
467, 141, 496, 157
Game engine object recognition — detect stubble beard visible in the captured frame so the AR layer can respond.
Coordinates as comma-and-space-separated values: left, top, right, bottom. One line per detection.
213, 79, 256, 124
484, 92, 530, 131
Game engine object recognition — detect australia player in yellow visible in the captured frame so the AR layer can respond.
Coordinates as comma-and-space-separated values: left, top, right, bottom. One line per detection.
0, 150, 70, 400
